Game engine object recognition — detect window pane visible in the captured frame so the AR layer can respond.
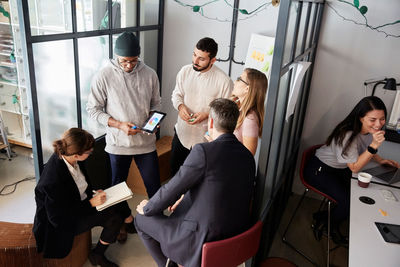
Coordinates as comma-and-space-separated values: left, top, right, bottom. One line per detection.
141, 0, 159, 26
261, 71, 290, 205
271, 71, 291, 189
76, 0, 109, 31
33, 40, 77, 162
311, 4, 322, 46
282, 1, 299, 66
140, 30, 158, 72
306, 3, 316, 50
79, 35, 109, 138
295, 3, 309, 58
28, 0, 72, 35
115, 0, 137, 28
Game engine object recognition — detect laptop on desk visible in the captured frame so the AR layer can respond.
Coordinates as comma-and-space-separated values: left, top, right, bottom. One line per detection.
364, 165, 400, 184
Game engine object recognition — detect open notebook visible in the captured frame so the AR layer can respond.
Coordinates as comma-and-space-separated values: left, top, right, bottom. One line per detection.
96, 181, 133, 211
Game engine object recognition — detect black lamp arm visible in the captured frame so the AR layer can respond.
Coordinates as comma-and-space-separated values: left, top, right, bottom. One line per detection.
371, 81, 386, 96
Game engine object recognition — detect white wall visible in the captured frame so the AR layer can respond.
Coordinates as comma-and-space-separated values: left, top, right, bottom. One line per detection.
159, 1, 279, 137
295, 0, 400, 194
158, 1, 400, 196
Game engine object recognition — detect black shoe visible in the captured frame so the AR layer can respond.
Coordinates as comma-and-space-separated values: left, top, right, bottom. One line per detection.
165, 258, 179, 267
88, 251, 119, 267
124, 221, 137, 234
116, 231, 127, 244
312, 221, 325, 241
331, 227, 349, 247
311, 211, 326, 241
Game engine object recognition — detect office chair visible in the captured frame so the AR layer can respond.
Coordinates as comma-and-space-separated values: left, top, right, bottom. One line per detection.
282, 144, 336, 267
200, 220, 263, 267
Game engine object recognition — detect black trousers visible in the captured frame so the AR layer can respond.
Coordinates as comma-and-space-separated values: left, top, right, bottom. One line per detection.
74, 202, 126, 244
303, 155, 351, 225
170, 131, 191, 177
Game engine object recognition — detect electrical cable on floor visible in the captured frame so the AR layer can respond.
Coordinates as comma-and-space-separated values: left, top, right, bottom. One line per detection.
0, 176, 35, 196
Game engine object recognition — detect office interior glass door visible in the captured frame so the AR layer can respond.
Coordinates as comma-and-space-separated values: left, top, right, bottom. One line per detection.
252, 0, 325, 263
16, 0, 164, 178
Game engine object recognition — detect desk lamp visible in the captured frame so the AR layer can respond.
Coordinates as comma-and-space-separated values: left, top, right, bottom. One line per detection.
364, 78, 399, 96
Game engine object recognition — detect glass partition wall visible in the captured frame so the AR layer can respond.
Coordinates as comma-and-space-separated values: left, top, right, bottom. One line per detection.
252, 0, 325, 263
16, 0, 164, 179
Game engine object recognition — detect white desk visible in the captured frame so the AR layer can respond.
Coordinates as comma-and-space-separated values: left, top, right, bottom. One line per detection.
349, 179, 400, 267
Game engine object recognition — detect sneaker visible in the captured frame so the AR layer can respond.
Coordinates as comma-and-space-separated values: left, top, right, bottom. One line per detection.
88, 251, 119, 267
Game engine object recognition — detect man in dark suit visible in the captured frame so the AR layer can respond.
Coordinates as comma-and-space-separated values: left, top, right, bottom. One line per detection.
135, 98, 256, 267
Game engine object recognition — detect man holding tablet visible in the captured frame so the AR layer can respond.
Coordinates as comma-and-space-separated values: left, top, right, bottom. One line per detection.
87, 32, 162, 242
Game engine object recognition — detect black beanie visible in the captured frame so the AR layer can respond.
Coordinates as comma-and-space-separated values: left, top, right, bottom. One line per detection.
114, 32, 140, 57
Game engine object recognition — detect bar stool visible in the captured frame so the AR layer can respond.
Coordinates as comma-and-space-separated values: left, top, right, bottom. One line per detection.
282, 144, 336, 267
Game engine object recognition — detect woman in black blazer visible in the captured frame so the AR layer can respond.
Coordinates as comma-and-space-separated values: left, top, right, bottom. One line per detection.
33, 128, 129, 267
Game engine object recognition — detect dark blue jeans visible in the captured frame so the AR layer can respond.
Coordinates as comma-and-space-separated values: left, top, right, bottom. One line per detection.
109, 150, 161, 201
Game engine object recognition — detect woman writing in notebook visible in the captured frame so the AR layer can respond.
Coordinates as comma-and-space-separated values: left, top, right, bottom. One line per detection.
33, 128, 129, 267
304, 96, 400, 244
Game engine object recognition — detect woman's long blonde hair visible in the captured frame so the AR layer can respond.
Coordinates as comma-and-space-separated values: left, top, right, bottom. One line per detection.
236, 68, 268, 137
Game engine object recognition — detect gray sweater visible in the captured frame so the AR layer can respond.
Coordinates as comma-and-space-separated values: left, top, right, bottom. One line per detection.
86, 59, 161, 155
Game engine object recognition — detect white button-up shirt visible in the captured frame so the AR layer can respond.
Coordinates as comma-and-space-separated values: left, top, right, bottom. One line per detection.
171, 64, 233, 149
62, 157, 88, 200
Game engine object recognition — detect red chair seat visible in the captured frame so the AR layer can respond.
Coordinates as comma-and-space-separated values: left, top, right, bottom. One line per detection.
201, 221, 263, 267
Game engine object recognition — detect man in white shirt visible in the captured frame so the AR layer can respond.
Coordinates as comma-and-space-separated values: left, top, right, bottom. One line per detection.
170, 37, 233, 176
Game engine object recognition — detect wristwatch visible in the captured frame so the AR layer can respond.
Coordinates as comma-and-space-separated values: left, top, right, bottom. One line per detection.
367, 146, 378, 154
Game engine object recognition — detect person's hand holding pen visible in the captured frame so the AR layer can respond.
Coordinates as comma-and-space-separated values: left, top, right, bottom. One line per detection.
204, 130, 213, 142
89, 190, 106, 207
119, 122, 141, 136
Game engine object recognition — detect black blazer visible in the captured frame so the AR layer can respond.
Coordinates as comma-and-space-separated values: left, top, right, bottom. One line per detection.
143, 133, 256, 266
33, 153, 95, 258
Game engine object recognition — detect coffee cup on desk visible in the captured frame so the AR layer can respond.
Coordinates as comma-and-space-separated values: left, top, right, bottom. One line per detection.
358, 172, 372, 188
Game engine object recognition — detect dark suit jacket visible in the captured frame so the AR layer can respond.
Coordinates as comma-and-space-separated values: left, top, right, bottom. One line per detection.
33, 153, 96, 258
143, 133, 256, 267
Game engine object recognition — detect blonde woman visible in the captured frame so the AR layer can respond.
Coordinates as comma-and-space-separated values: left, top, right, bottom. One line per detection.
231, 68, 268, 155
205, 68, 267, 155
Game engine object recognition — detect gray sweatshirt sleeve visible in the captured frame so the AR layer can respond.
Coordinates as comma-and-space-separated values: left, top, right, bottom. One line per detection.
150, 72, 161, 111
86, 73, 111, 127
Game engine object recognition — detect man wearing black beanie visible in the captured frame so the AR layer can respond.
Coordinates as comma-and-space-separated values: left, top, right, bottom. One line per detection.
87, 32, 162, 246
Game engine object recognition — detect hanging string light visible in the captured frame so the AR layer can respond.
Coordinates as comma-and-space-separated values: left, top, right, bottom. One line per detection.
173, 0, 277, 22
327, 0, 400, 38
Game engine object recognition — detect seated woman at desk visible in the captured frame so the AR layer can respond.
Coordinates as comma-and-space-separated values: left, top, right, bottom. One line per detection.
205, 68, 268, 155
304, 96, 400, 244
33, 128, 129, 267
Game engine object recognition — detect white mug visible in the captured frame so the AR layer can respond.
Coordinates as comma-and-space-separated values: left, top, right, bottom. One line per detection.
358, 172, 372, 188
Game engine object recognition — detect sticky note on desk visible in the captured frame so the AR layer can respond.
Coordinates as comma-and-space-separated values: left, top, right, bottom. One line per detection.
379, 209, 388, 216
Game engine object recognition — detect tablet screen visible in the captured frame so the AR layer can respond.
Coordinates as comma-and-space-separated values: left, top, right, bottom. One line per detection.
142, 112, 166, 133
